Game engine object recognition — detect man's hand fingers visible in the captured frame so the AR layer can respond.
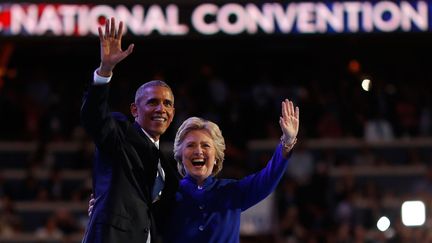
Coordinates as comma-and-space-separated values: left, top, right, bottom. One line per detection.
118, 21, 124, 40
104, 18, 110, 38
125, 44, 134, 55
98, 27, 104, 41
110, 17, 116, 38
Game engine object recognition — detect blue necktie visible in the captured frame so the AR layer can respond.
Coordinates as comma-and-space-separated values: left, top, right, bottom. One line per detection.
152, 162, 164, 202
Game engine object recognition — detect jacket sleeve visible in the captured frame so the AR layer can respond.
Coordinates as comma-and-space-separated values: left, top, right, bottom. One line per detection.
80, 84, 124, 153
236, 144, 292, 211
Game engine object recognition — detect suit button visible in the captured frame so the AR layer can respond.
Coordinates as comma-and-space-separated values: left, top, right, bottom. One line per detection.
199, 225, 204, 231
199, 205, 204, 210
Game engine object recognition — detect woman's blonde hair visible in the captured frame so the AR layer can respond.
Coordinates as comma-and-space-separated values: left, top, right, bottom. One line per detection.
174, 117, 226, 177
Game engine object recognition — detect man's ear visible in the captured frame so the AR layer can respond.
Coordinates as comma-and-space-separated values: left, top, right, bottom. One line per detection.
130, 103, 138, 118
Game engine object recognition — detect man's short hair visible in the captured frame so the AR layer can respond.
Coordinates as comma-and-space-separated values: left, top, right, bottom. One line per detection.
134, 80, 174, 104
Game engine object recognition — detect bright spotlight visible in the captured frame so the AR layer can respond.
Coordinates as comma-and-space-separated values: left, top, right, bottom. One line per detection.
361, 79, 371, 91
401, 201, 425, 226
377, 216, 390, 231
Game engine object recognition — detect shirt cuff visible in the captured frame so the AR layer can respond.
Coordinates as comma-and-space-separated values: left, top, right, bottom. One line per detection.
93, 68, 112, 84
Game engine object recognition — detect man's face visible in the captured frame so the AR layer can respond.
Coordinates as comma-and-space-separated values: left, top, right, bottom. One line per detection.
131, 86, 175, 140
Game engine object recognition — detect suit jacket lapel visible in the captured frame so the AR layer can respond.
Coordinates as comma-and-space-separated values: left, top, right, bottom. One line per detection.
118, 122, 159, 202
129, 122, 159, 171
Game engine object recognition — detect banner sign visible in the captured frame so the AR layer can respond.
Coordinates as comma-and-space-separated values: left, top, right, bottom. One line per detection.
0, 1, 430, 37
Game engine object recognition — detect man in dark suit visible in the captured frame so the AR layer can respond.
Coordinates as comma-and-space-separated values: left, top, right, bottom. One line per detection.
81, 17, 178, 243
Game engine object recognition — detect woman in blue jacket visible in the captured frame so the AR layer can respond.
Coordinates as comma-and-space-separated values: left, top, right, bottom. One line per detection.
162, 98, 299, 243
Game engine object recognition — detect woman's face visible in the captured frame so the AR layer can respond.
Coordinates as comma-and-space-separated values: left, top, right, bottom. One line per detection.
181, 129, 216, 185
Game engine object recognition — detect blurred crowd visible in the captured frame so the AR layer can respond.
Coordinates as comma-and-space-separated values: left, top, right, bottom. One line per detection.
1, 56, 431, 144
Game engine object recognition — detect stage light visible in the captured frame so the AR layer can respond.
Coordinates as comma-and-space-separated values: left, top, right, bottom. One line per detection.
401, 201, 425, 226
377, 216, 391, 231
361, 79, 371, 91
